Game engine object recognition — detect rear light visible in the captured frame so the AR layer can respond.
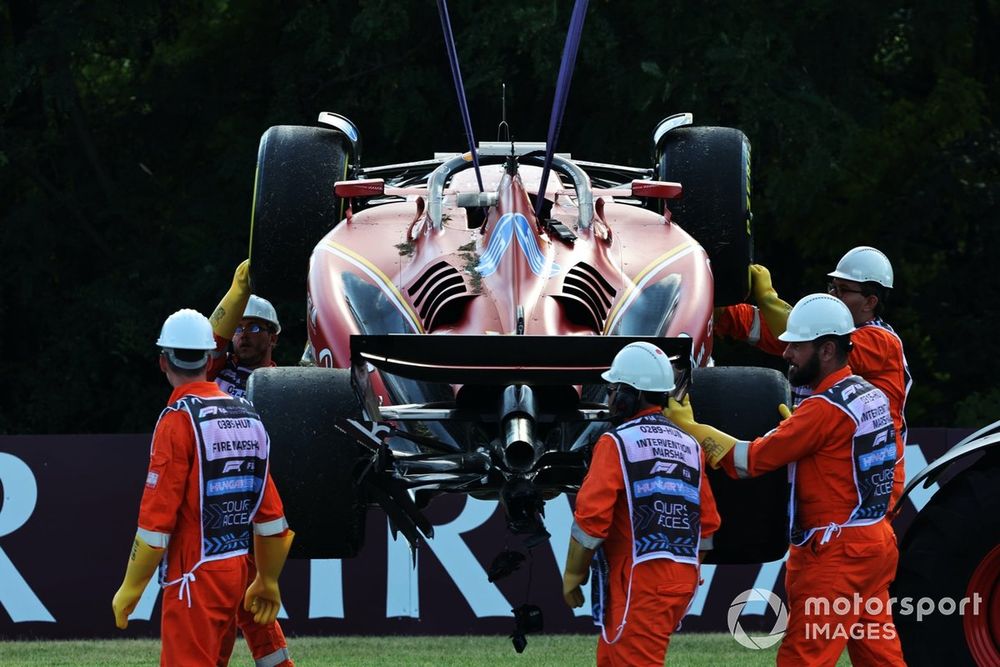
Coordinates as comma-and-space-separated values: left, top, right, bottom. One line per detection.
335, 179, 385, 198
631, 180, 682, 199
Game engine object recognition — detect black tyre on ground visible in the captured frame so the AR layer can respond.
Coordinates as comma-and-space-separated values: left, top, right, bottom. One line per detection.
655, 126, 753, 306
247, 366, 369, 559
689, 366, 790, 564
249, 124, 351, 334
894, 457, 1000, 667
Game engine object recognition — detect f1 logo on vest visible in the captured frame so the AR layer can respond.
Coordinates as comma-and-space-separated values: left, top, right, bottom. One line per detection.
840, 384, 861, 401
223, 460, 243, 473
650, 461, 678, 474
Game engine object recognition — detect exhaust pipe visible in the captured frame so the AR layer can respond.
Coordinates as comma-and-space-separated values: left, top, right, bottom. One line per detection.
499, 385, 540, 472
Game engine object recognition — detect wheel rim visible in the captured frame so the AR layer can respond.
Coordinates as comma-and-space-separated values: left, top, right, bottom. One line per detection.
965, 543, 1000, 665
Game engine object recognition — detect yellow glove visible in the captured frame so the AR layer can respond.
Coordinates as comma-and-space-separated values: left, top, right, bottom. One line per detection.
665, 396, 737, 468
562, 537, 593, 609
210, 259, 251, 339
750, 264, 791, 336
112, 535, 164, 629
244, 530, 295, 625
778, 403, 792, 420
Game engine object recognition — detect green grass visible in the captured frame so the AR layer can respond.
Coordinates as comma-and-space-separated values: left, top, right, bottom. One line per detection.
0, 633, 851, 666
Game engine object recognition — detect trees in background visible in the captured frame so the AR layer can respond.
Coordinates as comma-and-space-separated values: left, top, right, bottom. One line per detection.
2, 0, 997, 432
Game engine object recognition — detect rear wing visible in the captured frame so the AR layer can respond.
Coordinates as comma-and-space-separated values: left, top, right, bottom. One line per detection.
351, 334, 691, 388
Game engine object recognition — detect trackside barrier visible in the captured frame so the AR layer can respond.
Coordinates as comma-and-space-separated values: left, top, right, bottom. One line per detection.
0, 430, 966, 638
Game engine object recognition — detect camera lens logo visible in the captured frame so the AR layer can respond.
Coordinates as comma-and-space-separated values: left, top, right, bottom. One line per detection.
728, 588, 788, 649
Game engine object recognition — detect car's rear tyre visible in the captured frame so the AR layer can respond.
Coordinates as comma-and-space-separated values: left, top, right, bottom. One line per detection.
247, 366, 368, 558
689, 366, 790, 564
249, 124, 352, 321
655, 126, 752, 306
894, 460, 1000, 666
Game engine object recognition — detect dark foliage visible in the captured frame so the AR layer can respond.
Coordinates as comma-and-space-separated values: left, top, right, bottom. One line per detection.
1, 0, 997, 432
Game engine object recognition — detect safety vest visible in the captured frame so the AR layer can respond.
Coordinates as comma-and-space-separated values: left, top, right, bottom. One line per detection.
788, 319, 912, 428
790, 384, 813, 407
158, 394, 269, 603
214, 360, 253, 399
860, 318, 912, 446
591, 412, 702, 642
789, 375, 896, 546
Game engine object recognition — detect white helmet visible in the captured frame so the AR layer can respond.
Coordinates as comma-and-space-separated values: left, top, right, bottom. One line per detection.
778, 294, 856, 342
156, 309, 215, 349
243, 295, 281, 334
601, 341, 675, 392
827, 246, 893, 288
156, 309, 214, 369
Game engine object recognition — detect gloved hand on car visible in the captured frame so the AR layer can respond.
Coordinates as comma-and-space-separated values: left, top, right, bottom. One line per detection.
750, 264, 792, 336
665, 395, 737, 468
209, 259, 252, 339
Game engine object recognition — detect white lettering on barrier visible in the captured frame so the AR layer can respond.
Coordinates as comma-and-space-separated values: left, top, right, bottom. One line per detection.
386, 524, 419, 618
130, 576, 161, 621
309, 560, 345, 618
902, 444, 939, 512
420, 498, 512, 617
542, 494, 592, 617
688, 557, 785, 619
743, 555, 789, 615
0, 453, 55, 622
685, 564, 717, 616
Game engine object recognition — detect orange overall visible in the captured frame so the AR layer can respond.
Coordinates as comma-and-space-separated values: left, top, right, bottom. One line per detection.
716, 304, 909, 505
207, 334, 290, 665
719, 366, 906, 667
574, 408, 721, 666
137, 381, 290, 667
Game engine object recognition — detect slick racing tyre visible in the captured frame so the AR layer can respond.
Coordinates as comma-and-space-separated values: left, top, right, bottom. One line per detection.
689, 366, 791, 564
248, 124, 352, 333
655, 125, 753, 307
247, 366, 369, 558
894, 458, 1000, 666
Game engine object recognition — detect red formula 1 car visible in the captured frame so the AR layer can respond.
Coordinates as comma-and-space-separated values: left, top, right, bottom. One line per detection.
246, 110, 790, 566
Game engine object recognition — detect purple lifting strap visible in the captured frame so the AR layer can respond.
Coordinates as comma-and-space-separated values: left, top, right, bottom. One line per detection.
535, 0, 589, 220
437, 0, 484, 193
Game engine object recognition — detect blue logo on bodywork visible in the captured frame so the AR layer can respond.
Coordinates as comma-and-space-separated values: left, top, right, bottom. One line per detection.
476, 213, 560, 278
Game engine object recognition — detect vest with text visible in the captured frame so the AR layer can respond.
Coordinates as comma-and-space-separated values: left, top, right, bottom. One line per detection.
213, 360, 253, 399
607, 412, 704, 565
789, 375, 896, 546
860, 318, 912, 445
166, 394, 269, 561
